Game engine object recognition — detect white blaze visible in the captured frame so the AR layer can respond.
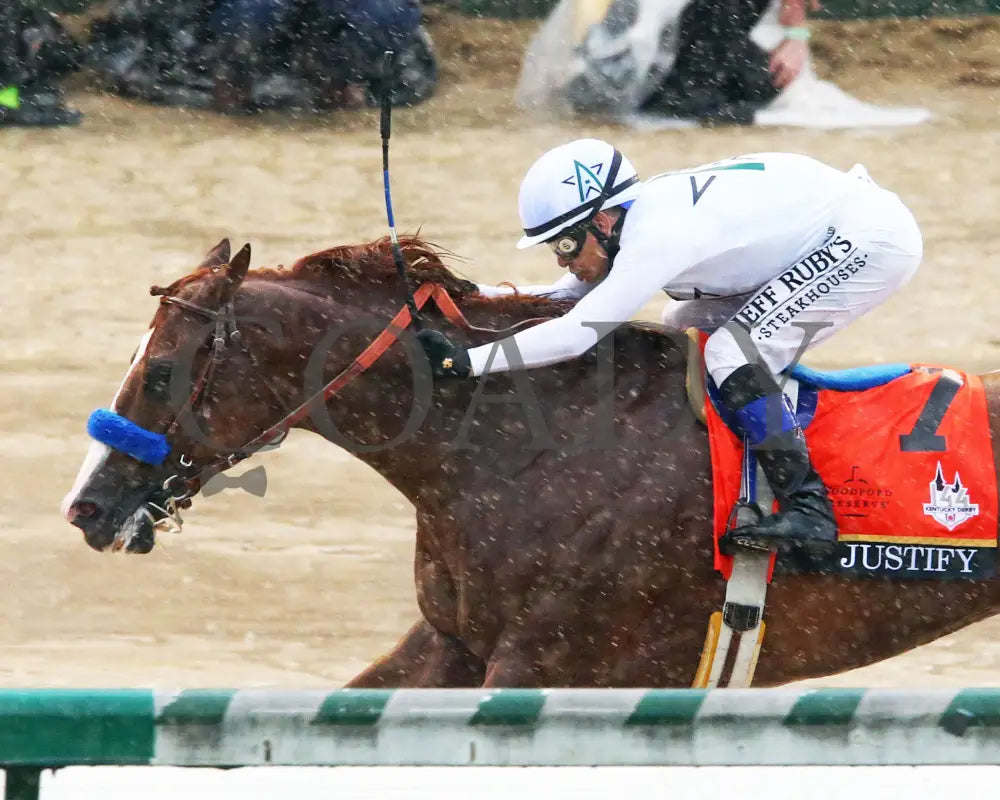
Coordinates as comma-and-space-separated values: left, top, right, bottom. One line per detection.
61, 330, 154, 518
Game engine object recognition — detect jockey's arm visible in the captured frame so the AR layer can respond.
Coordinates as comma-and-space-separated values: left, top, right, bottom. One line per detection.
475, 272, 593, 301
467, 248, 686, 376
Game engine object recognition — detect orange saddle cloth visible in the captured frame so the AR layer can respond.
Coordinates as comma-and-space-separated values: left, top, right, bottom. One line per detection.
706, 366, 998, 580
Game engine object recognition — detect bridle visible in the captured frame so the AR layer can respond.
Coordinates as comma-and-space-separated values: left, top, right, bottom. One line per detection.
140, 291, 285, 533
143, 281, 545, 534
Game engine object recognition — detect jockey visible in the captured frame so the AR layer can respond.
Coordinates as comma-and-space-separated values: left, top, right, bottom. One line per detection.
417, 138, 923, 553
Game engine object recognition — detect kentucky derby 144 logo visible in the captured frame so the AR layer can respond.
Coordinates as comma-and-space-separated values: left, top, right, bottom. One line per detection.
923, 462, 980, 531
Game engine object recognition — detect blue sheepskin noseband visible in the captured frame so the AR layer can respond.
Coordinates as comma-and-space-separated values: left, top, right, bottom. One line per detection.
87, 409, 171, 466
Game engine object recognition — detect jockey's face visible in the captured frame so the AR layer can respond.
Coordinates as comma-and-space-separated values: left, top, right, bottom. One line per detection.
552, 211, 614, 284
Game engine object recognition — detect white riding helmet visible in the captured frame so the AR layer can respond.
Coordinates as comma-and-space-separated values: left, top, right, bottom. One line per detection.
516, 138, 641, 249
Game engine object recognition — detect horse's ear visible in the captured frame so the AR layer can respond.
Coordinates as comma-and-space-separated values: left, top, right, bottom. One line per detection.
223, 243, 251, 294
198, 238, 231, 270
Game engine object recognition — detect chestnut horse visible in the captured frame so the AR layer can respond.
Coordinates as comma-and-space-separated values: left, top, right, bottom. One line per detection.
62, 237, 1000, 688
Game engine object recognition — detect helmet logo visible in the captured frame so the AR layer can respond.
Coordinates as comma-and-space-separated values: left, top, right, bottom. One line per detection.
563, 160, 605, 204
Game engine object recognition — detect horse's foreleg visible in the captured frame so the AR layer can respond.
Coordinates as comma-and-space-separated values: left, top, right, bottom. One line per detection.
345, 619, 486, 688
482, 662, 541, 687
480, 636, 546, 687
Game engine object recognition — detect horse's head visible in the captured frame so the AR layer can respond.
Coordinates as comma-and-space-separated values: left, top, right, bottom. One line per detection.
61, 233, 556, 552
61, 238, 281, 553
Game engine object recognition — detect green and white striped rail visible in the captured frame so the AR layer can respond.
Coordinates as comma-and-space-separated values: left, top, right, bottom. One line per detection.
5, 688, 1000, 798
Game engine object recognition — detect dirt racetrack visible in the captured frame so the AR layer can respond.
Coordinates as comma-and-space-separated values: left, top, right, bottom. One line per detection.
3, 11, 1000, 689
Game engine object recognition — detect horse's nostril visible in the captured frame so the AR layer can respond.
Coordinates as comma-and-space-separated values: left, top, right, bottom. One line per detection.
72, 501, 99, 520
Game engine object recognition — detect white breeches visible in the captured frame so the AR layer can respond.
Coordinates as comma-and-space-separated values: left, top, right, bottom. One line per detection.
694, 181, 923, 387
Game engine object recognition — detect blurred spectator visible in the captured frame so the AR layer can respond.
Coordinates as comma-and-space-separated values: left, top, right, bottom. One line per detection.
638, 0, 818, 123
0, 2, 83, 127
87, 0, 438, 114
518, 0, 819, 125
517, 0, 929, 129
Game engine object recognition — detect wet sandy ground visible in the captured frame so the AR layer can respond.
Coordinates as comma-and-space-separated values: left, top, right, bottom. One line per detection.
2, 12, 1000, 688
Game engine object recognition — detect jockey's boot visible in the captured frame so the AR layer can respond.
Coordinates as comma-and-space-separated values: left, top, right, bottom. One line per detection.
717, 363, 837, 554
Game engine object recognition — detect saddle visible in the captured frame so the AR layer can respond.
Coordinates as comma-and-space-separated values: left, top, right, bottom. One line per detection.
681, 328, 999, 688
684, 327, 997, 577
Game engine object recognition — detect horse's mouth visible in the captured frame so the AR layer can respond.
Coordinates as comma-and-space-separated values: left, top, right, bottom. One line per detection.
113, 507, 158, 554
115, 492, 193, 553
70, 505, 156, 553
69, 494, 172, 554
68, 474, 198, 553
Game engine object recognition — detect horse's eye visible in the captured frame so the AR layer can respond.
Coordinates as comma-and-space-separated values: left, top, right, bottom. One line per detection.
144, 358, 174, 401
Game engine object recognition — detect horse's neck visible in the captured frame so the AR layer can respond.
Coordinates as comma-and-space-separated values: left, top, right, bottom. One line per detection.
248, 280, 454, 493
256, 278, 692, 503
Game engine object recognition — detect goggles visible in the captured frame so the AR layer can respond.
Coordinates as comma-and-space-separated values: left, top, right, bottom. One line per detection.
546, 223, 590, 260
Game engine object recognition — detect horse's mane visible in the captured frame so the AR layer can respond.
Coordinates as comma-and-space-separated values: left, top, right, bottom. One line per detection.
278, 235, 568, 316
281, 236, 473, 294
156, 235, 568, 318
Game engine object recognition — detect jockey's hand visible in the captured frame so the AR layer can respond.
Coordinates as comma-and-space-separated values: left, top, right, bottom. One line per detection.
416, 329, 472, 379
